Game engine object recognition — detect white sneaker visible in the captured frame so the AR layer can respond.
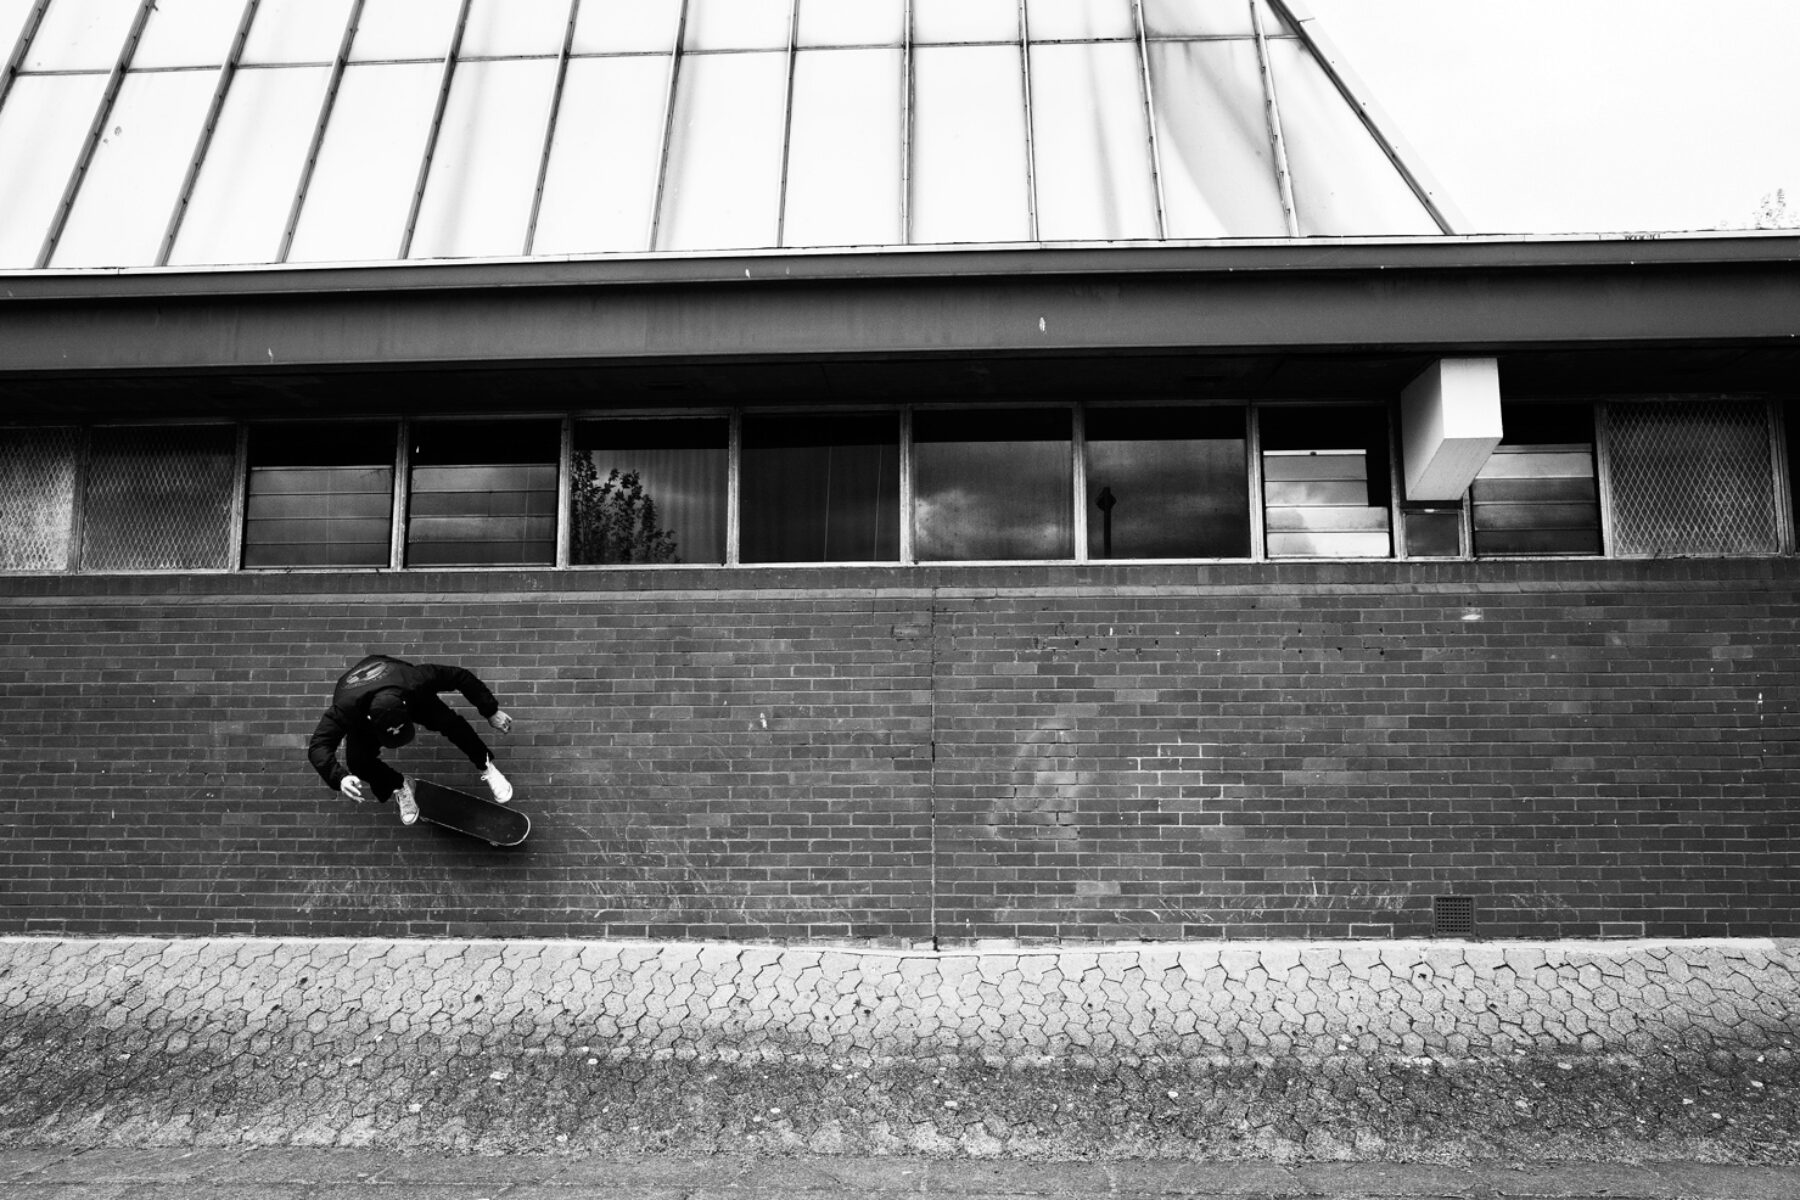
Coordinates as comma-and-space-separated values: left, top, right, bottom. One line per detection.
395, 778, 419, 825
480, 760, 513, 805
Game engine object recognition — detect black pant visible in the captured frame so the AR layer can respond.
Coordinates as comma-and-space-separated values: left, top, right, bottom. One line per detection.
345, 695, 492, 800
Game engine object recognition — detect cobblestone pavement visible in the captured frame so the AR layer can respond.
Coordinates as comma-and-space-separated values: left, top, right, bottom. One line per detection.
1, 938, 1796, 1165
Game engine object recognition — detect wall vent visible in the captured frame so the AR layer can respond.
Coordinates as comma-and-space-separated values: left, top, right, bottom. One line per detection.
1433, 896, 1476, 937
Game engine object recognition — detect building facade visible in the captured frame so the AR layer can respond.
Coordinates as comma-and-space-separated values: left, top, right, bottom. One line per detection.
1, 0, 1797, 944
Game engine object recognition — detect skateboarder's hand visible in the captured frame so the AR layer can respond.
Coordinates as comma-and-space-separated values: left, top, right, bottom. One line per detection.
488, 710, 514, 734
340, 775, 368, 803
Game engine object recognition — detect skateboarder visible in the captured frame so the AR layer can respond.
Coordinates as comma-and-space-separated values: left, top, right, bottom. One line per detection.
308, 653, 515, 825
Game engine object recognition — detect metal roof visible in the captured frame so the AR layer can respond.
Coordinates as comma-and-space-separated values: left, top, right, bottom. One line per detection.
0, 0, 1461, 272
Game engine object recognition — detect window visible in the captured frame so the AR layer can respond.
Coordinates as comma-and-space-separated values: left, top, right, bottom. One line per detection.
1086, 407, 1249, 559
1604, 398, 1779, 558
1472, 404, 1599, 557
81, 425, 239, 571
407, 421, 558, 566
1260, 405, 1392, 559
742, 413, 900, 563
573, 418, 727, 565
914, 408, 1073, 561
0, 427, 81, 570
244, 424, 396, 568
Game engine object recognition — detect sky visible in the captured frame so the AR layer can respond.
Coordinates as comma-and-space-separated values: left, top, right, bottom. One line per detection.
1302, 0, 1800, 235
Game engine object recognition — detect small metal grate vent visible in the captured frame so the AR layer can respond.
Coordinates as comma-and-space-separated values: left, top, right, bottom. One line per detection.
1433, 896, 1476, 938
1605, 398, 1778, 557
0, 427, 80, 570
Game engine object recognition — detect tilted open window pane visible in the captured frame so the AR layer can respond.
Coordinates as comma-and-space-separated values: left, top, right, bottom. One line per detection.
914, 409, 1073, 561
407, 421, 558, 566
534, 54, 668, 254
287, 62, 442, 263
1261, 405, 1392, 559
1029, 41, 1159, 241
82, 425, 238, 571
0, 427, 80, 571
1605, 398, 1778, 558
0, 74, 107, 268
170, 65, 331, 266
1472, 404, 1599, 557
783, 47, 903, 248
51, 70, 218, 268
656, 50, 787, 251
573, 419, 728, 565
741, 413, 900, 563
1147, 39, 1287, 238
244, 424, 395, 568
910, 44, 1030, 244
410, 58, 559, 260
1085, 407, 1248, 559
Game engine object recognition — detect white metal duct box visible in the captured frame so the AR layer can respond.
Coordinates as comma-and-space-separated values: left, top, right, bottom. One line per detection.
1400, 357, 1504, 501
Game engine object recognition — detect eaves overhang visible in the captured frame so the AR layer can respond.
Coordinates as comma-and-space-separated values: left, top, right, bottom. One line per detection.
0, 234, 1796, 378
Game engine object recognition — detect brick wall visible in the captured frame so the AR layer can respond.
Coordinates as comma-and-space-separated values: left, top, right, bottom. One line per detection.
1, 559, 1795, 943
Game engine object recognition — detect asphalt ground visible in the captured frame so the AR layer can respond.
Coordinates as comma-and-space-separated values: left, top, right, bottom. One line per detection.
5, 1150, 1800, 1199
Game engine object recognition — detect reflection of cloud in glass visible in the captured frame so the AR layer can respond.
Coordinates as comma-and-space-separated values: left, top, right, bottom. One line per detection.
915, 484, 1070, 561
913, 430, 1073, 561
1087, 437, 1249, 558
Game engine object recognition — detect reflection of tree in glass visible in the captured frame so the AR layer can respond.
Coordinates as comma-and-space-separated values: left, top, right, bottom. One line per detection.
572, 457, 680, 564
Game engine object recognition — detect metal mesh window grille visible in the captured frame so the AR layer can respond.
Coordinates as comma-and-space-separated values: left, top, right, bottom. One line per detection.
0, 427, 81, 570
1604, 399, 1779, 558
80, 426, 238, 571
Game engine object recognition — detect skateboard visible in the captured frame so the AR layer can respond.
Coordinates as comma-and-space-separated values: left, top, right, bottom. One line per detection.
413, 778, 530, 847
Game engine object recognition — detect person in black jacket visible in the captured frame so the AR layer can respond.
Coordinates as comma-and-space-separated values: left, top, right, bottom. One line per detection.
308, 653, 515, 825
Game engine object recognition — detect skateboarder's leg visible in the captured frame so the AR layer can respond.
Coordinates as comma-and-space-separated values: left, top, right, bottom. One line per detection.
344, 736, 406, 802
415, 697, 492, 769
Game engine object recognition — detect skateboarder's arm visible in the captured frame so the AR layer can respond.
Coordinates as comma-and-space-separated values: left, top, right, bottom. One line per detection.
307, 712, 351, 790
418, 663, 501, 720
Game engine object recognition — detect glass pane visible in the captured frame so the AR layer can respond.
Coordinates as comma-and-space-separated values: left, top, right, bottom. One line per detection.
573, 419, 727, 565
410, 58, 558, 260
0, 74, 107, 268
533, 54, 667, 254
51, 70, 217, 267
1140, 0, 1262, 37
742, 413, 900, 562
0, 0, 33, 63
461, 0, 571, 58
0, 427, 79, 571
286, 62, 441, 263
1085, 407, 1248, 559
241, 0, 355, 64
244, 424, 396, 569
1029, 41, 1158, 241
169, 65, 330, 266
1472, 405, 1598, 557
1026, 0, 1135, 41
24, 0, 138, 71
914, 409, 1072, 561
81, 426, 238, 571
1606, 400, 1776, 557
1269, 41, 1437, 236
798, 0, 903, 47
133, 0, 242, 69
1260, 406, 1392, 559
350, 0, 460, 60
783, 47, 902, 248
911, 45, 1029, 244
572, 0, 682, 53
684, 0, 790, 51
656, 50, 786, 251
1402, 507, 1462, 557
407, 422, 558, 567
1148, 39, 1286, 238
913, 0, 1017, 44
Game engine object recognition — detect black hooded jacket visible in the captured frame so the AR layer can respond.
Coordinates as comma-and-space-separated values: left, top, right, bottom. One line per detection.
307, 654, 501, 790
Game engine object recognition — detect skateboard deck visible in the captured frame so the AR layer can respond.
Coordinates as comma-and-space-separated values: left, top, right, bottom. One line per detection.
413, 778, 529, 846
